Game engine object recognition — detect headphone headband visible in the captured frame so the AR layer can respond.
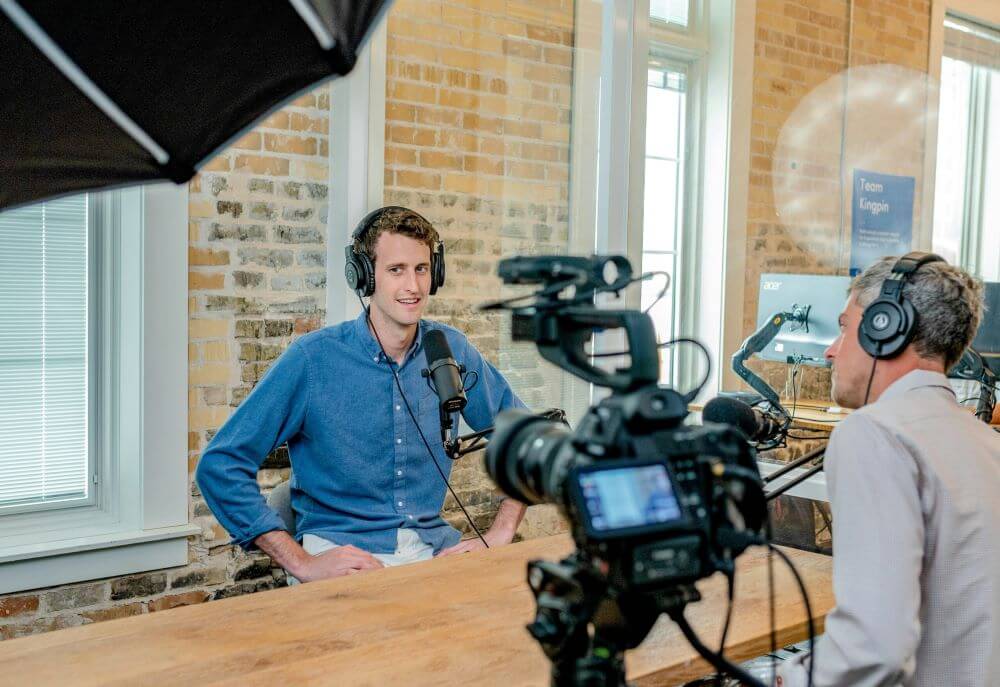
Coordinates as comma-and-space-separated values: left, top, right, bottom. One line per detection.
344, 206, 446, 298
892, 251, 944, 278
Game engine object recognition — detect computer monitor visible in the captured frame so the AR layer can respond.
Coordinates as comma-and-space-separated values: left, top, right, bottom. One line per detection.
755, 273, 852, 366
973, 282, 999, 374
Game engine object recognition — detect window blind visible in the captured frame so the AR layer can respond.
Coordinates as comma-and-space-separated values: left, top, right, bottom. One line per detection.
0, 195, 89, 510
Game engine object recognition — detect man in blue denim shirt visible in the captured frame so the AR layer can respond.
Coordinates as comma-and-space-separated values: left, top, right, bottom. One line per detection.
196, 207, 527, 582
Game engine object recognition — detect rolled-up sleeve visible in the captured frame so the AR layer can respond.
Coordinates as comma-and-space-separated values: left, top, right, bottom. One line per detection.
778, 413, 923, 687
195, 341, 311, 550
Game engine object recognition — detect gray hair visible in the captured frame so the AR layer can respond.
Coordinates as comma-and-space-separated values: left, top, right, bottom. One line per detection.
851, 256, 985, 369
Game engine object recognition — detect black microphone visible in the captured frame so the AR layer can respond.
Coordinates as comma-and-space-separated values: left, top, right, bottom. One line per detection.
703, 396, 783, 443
422, 329, 467, 414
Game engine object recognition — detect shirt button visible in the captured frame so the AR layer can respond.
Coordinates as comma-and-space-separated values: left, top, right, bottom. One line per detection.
398, 501, 403, 507
396, 438, 402, 444
397, 470, 402, 476
373, 355, 379, 362
395, 405, 401, 411
408, 515, 414, 520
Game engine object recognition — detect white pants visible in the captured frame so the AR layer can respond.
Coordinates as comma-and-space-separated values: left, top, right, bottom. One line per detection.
287, 528, 434, 585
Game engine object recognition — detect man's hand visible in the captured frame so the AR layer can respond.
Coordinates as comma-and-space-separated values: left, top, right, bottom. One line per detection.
436, 497, 527, 557
295, 545, 385, 582
436, 529, 511, 557
254, 530, 383, 582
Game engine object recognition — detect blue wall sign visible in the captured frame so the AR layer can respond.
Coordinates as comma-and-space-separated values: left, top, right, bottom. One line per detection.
850, 169, 915, 276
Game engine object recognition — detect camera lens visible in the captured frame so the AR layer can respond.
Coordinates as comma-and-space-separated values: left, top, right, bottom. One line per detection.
485, 409, 579, 506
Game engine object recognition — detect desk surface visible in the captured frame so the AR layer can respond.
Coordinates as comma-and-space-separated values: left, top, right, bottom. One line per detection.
0, 536, 833, 687
783, 400, 848, 431
692, 399, 846, 432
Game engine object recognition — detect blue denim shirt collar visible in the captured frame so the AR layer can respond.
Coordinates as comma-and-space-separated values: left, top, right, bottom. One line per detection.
353, 309, 427, 365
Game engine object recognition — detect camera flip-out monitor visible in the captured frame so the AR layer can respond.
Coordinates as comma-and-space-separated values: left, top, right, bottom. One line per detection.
569, 459, 685, 540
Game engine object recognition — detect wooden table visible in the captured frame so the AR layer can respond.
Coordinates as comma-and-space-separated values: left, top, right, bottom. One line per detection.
0, 535, 833, 686
782, 400, 848, 431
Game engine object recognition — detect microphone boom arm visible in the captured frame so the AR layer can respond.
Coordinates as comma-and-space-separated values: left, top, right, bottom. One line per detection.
446, 409, 569, 460
765, 457, 825, 501
731, 309, 810, 419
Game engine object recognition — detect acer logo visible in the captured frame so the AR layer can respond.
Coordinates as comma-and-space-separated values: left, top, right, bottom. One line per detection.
762, 281, 782, 291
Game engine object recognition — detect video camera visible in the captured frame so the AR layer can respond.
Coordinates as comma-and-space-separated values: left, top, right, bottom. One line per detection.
483, 255, 770, 687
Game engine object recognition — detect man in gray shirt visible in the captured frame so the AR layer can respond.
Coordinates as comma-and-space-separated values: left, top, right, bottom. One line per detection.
777, 254, 999, 686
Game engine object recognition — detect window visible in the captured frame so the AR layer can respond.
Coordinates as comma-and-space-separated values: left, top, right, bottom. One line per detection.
641, 61, 688, 384
650, 0, 690, 29
624, 1, 753, 399
0, 184, 194, 595
932, 15, 1000, 280
0, 196, 90, 514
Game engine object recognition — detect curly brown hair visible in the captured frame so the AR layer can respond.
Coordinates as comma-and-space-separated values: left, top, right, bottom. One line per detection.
354, 207, 439, 264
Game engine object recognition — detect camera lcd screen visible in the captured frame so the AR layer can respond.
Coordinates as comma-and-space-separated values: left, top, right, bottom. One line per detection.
577, 464, 682, 533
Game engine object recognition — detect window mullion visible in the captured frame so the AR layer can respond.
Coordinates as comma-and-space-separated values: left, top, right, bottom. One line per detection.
960, 66, 989, 273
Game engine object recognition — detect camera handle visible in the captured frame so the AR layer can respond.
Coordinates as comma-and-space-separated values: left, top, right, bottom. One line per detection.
528, 307, 660, 393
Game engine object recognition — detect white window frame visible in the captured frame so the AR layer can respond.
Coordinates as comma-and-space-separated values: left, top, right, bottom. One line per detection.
579, 2, 831, 502
645, 16, 707, 392
581, 0, 755, 400
0, 183, 196, 594
326, 19, 387, 326
922, 0, 1000, 252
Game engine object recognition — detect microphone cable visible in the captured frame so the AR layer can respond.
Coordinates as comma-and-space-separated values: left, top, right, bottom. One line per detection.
767, 542, 816, 687
358, 294, 489, 550
665, 607, 769, 687
589, 335, 713, 404
767, 520, 777, 684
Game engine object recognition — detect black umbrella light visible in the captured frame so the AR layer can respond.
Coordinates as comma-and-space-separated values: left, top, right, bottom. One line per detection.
0, 0, 393, 210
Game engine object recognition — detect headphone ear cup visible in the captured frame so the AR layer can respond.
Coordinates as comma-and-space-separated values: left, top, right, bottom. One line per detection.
888, 298, 918, 357
344, 246, 364, 296
358, 252, 375, 297
859, 298, 913, 359
430, 242, 446, 295
344, 247, 375, 297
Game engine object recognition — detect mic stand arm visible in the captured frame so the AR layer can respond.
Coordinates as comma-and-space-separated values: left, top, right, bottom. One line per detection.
948, 347, 996, 424
765, 456, 824, 501
975, 362, 996, 425
761, 444, 826, 484
441, 406, 459, 460
448, 408, 571, 460
731, 309, 810, 420
450, 427, 492, 459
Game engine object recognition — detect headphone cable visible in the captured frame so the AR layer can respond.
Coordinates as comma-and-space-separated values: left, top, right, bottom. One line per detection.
359, 295, 489, 550
862, 354, 878, 406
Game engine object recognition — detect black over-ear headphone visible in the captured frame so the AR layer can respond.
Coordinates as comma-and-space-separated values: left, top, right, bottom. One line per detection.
343, 206, 446, 298
858, 251, 945, 359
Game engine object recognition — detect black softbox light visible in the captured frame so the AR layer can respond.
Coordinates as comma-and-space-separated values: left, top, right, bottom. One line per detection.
0, 0, 392, 210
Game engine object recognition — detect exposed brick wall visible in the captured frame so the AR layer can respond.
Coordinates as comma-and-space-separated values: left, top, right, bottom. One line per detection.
186, 87, 331, 550
744, 0, 931, 400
